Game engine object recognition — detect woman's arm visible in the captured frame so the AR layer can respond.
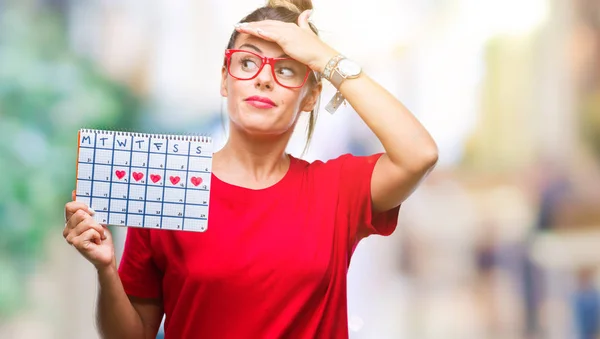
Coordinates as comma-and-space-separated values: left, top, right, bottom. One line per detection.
334, 72, 438, 212
235, 12, 439, 212
64, 199, 164, 339
96, 265, 164, 339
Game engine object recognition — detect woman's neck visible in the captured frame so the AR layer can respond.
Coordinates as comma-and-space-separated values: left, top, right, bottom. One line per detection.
213, 126, 293, 188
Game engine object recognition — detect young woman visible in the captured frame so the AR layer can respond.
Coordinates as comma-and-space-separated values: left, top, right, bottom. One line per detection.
63, 0, 438, 338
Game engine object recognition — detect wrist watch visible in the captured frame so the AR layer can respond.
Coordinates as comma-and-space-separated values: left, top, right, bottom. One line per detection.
322, 55, 362, 114
329, 58, 362, 89
322, 55, 362, 89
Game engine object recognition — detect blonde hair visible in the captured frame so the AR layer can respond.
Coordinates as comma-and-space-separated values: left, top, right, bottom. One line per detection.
226, 0, 320, 156
266, 0, 313, 13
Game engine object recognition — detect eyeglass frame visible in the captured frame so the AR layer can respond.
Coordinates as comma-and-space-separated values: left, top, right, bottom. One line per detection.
224, 49, 316, 89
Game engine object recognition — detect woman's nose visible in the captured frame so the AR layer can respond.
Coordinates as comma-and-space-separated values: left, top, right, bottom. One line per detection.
254, 63, 275, 90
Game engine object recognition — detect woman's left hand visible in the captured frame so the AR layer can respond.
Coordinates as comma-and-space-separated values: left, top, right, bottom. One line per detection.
234, 10, 338, 73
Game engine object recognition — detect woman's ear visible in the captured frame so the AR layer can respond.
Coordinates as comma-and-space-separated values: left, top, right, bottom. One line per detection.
301, 81, 322, 112
220, 66, 228, 97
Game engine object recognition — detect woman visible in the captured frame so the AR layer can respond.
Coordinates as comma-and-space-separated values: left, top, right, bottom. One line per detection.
63, 0, 438, 338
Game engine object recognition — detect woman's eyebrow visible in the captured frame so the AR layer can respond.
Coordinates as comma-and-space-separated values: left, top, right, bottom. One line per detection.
239, 43, 262, 53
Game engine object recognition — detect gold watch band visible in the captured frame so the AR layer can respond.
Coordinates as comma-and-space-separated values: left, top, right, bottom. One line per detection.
323, 54, 349, 114
322, 55, 345, 82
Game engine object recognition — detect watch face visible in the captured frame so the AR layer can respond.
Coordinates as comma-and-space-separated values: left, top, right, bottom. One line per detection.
338, 59, 361, 77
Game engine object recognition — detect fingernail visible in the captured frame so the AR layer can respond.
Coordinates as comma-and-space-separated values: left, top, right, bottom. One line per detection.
89, 208, 96, 215
234, 22, 248, 28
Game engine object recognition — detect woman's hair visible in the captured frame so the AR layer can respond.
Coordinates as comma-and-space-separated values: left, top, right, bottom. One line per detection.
225, 0, 321, 155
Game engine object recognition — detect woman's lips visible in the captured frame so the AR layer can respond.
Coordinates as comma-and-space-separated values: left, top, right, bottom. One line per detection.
245, 96, 276, 109
246, 101, 275, 109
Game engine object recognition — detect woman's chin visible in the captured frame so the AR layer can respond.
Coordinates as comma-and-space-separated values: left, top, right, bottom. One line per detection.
234, 115, 291, 137
240, 124, 286, 138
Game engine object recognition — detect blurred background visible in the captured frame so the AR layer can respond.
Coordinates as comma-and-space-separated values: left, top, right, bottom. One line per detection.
1, 0, 600, 338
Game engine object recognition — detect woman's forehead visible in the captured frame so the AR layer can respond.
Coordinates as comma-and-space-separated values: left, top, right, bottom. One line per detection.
235, 34, 284, 56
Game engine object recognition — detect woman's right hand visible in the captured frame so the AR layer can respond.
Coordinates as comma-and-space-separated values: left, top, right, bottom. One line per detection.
64, 190, 115, 270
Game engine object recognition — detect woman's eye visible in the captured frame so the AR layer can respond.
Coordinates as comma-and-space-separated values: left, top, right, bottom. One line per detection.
241, 59, 258, 70
277, 68, 295, 77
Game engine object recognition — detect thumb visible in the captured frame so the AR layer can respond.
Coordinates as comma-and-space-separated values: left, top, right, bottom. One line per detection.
101, 225, 111, 241
298, 9, 312, 30
77, 228, 102, 250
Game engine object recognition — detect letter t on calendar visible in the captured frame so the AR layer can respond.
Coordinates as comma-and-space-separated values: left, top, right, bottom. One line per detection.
75, 129, 213, 232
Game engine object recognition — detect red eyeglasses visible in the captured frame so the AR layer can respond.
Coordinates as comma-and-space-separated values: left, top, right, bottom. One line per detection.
224, 49, 311, 89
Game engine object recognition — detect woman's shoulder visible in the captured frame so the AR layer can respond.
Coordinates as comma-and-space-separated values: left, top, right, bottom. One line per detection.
288, 153, 384, 189
290, 153, 355, 170
288, 153, 366, 187
290, 152, 380, 173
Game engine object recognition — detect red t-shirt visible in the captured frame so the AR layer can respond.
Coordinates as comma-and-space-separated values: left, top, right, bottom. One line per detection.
118, 153, 400, 339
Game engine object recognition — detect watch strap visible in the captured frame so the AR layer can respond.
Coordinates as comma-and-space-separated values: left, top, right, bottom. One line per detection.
329, 68, 346, 89
325, 91, 345, 114
322, 55, 345, 82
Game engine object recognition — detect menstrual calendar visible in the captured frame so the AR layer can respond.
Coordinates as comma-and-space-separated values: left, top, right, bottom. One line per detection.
75, 129, 212, 232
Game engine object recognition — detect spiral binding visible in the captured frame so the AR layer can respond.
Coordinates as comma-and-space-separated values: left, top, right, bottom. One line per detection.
79, 128, 212, 143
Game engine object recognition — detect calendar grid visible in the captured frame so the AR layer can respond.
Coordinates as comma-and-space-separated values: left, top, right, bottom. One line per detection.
141, 139, 150, 228
182, 143, 192, 230
76, 129, 212, 232
89, 133, 97, 212
79, 146, 212, 159
100, 211, 206, 220
125, 135, 134, 226
77, 195, 207, 207
76, 178, 209, 191
131, 165, 210, 173
106, 134, 117, 223
82, 162, 211, 173
158, 139, 168, 229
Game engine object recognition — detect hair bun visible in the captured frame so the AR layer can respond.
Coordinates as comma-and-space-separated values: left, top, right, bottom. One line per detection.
266, 0, 313, 13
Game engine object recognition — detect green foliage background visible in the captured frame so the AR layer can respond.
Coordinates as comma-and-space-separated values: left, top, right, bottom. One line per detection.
0, 4, 140, 319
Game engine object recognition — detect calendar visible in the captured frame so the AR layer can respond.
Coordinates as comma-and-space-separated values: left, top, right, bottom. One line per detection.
75, 129, 212, 232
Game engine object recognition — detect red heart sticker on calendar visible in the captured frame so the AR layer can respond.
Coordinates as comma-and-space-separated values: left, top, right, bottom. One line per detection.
115, 170, 126, 180
170, 176, 180, 185
132, 172, 144, 182
191, 176, 203, 186
150, 174, 161, 183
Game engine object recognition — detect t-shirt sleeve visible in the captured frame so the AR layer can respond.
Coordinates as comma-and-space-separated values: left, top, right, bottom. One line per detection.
117, 227, 163, 299
338, 153, 401, 243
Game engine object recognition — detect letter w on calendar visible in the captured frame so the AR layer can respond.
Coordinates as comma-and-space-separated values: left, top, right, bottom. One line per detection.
75, 129, 213, 232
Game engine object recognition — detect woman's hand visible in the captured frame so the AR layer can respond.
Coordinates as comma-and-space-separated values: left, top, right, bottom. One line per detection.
235, 10, 338, 73
64, 190, 115, 270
